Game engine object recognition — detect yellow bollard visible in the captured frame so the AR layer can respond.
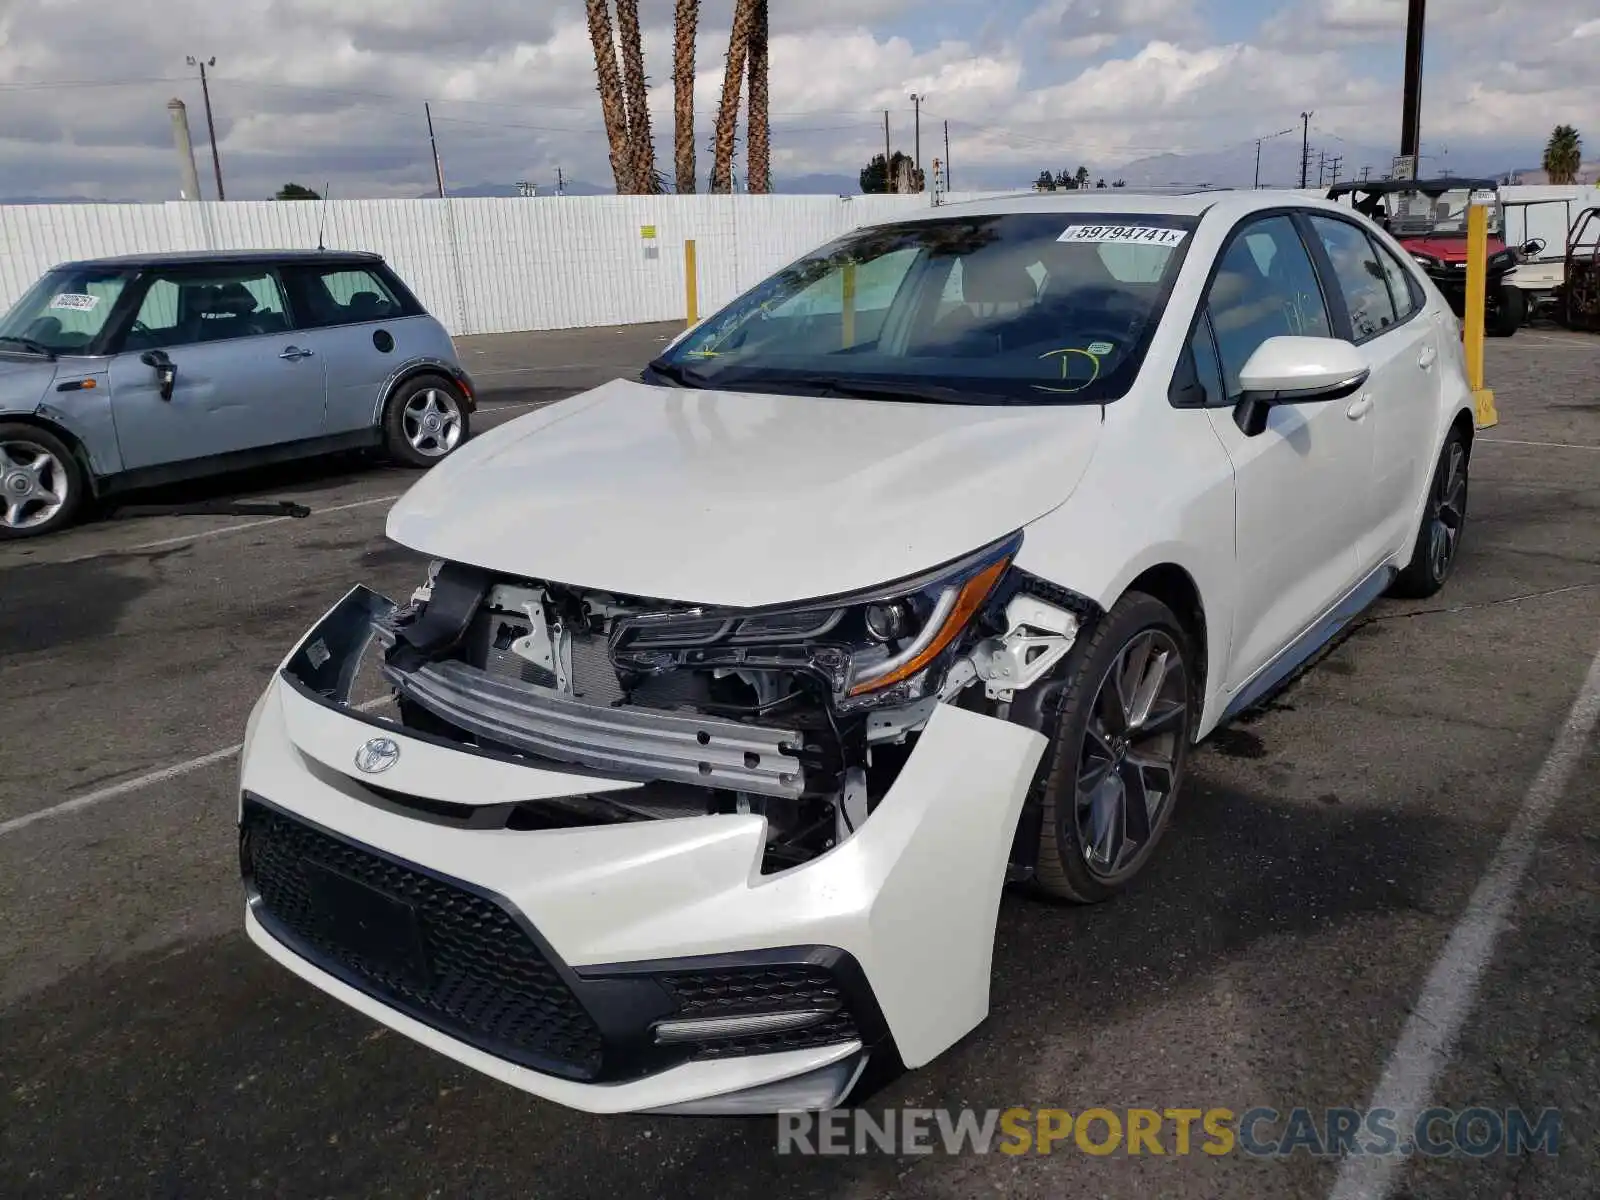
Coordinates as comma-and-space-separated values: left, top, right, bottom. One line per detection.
841, 261, 856, 349
1463, 201, 1498, 428
684, 239, 698, 328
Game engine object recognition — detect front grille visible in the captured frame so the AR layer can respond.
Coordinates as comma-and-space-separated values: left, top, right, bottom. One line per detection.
242, 799, 605, 1079
660, 964, 860, 1059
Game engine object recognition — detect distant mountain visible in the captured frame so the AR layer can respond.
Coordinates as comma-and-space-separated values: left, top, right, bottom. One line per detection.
426, 179, 611, 198
1, 194, 140, 204
774, 173, 861, 195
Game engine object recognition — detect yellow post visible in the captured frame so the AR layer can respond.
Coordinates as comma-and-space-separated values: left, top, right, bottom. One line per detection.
1463, 201, 1498, 428
841, 261, 856, 349
684, 239, 699, 328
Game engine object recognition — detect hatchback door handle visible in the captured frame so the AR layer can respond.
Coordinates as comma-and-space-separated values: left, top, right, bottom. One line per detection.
1346, 393, 1374, 420
1418, 345, 1437, 370
279, 346, 314, 361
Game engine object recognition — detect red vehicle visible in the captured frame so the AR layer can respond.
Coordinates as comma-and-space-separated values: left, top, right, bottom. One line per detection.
1328, 178, 1539, 337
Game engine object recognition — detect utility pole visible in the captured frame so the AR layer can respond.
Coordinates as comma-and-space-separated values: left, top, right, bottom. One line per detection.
1360, 164, 1372, 181
166, 98, 203, 201
1300, 111, 1313, 188
1400, 0, 1426, 162
557, 166, 566, 197
883, 110, 891, 186
187, 56, 224, 200
908, 93, 924, 177
424, 102, 446, 198
1253, 127, 1294, 188
944, 120, 951, 191
1327, 155, 1343, 185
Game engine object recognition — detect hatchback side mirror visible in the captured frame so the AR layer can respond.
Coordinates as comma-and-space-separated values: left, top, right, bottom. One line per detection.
1233, 336, 1369, 437
140, 349, 177, 401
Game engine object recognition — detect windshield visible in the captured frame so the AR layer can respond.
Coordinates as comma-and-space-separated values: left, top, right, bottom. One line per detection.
1384, 188, 1503, 239
0, 266, 135, 354
654, 212, 1198, 404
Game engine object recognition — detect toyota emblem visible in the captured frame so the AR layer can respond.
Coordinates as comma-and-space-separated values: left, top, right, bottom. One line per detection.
354, 736, 401, 775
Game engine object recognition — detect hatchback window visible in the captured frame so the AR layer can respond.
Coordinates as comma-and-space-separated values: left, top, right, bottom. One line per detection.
657, 212, 1197, 404
1372, 240, 1422, 321
1206, 215, 1332, 399
291, 266, 404, 327
123, 268, 292, 351
1307, 215, 1399, 341
0, 267, 134, 354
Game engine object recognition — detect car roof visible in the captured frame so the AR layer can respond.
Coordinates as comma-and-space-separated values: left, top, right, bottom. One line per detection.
52, 248, 385, 271
1327, 178, 1498, 197
865, 188, 1362, 228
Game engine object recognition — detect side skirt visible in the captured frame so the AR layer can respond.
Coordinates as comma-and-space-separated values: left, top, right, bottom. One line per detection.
1219, 562, 1398, 724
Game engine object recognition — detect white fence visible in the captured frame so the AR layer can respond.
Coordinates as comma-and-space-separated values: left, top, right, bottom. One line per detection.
3, 185, 1593, 338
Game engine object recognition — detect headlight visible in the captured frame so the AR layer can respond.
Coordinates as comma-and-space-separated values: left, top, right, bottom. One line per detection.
609, 532, 1022, 711
1412, 254, 1438, 268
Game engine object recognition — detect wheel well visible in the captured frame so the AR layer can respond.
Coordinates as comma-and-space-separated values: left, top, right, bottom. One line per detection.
1126, 563, 1207, 695
1450, 407, 1475, 451
0, 414, 98, 494
380, 366, 468, 423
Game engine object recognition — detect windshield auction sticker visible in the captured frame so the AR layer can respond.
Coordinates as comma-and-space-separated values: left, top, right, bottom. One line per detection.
1059, 225, 1188, 247
49, 293, 100, 311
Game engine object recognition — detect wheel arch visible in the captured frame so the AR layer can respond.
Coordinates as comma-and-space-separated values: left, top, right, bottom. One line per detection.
1122, 561, 1209, 705
0, 412, 100, 495
372, 358, 477, 426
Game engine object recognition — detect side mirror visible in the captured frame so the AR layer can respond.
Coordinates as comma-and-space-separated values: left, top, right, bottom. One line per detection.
140, 349, 177, 401
1232, 336, 1369, 437
1520, 238, 1547, 258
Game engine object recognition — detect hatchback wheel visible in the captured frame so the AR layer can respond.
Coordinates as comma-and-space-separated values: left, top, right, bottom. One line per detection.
0, 423, 85, 539
1389, 427, 1470, 599
1029, 592, 1195, 904
384, 375, 470, 467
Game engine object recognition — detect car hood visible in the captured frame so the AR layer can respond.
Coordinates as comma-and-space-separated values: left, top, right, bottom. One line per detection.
0, 356, 58, 411
386, 378, 1104, 608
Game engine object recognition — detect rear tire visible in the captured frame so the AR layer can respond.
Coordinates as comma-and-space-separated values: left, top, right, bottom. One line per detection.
1389, 426, 1470, 599
0, 422, 86, 539
1029, 592, 1195, 904
383, 375, 470, 468
1487, 285, 1524, 337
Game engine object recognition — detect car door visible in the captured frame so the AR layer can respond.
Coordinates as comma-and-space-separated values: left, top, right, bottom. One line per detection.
105, 264, 326, 471
282, 262, 451, 436
1302, 213, 1439, 566
1195, 213, 1377, 693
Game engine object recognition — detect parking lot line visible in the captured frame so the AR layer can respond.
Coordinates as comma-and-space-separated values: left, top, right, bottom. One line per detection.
1328, 638, 1600, 1200
0, 697, 391, 839
1478, 437, 1600, 452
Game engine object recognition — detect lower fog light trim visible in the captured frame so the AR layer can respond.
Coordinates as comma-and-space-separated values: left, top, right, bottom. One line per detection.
642, 1051, 869, 1115
652, 1009, 837, 1045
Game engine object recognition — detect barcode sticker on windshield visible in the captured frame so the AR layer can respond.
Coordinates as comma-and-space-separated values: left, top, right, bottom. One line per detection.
1058, 225, 1187, 247
49, 293, 100, 312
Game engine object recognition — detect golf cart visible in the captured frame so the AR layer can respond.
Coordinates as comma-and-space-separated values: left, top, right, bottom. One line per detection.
1328, 177, 1541, 336
1563, 204, 1600, 332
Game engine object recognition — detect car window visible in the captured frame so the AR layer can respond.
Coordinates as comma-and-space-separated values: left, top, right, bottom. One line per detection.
123, 268, 291, 351
1371, 239, 1421, 321
1307, 215, 1399, 341
660, 212, 1198, 405
291, 266, 405, 327
1206, 215, 1332, 399
0, 267, 135, 354
1189, 310, 1226, 407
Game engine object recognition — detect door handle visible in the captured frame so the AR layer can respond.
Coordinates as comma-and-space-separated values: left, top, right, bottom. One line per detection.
279, 346, 314, 361
1346, 393, 1374, 420
1418, 344, 1437, 370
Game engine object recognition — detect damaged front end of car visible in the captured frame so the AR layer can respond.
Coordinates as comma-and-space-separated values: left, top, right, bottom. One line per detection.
282, 531, 1097, 877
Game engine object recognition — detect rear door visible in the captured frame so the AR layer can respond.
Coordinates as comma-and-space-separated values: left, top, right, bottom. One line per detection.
106, 264, 326, 470
1302, 213, 1439, 565
1195, 213, 1375, 693
283, 261, 449, 435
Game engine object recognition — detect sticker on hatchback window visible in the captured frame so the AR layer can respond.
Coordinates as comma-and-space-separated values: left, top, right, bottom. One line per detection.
1058, 225, 1188, 247
49, 293, 101, 311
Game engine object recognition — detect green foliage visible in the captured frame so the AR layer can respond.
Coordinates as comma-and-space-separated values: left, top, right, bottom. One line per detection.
275, 182, 321, 200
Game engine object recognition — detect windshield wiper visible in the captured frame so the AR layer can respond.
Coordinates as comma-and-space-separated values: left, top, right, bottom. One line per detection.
786, 376, 1017, 406
0, 336, 56, 359
641, 359, 711, 389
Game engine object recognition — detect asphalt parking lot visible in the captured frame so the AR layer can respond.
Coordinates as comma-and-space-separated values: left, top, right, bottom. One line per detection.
2, 323, 1596, 1199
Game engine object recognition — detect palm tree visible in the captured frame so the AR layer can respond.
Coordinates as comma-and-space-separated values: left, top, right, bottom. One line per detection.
712, 0, 757, 193
1544, 125, 1583, 185
746, 0, 770, 194
585, 0, 633, 193
672, 0, 698, 193
615, 0, 659, 193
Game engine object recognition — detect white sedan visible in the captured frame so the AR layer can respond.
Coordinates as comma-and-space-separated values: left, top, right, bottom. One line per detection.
237, 191, 1476, 1115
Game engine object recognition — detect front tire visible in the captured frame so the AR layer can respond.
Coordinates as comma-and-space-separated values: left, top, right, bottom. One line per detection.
383, 375, 470, 468
0, 423, 86, 539
1389, 426, 1470, 599
1487, 285, 1524, 337
1030, 592, 1195, 904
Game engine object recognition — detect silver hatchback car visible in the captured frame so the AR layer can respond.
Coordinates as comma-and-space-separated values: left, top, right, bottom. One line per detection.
0, 249, 476, 538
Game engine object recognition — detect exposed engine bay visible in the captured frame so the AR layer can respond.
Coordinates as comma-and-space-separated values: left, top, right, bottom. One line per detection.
372, 544, 1092, 874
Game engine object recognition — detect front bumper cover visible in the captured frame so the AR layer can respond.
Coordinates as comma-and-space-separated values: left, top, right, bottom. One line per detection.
241, 586, 1048, 1113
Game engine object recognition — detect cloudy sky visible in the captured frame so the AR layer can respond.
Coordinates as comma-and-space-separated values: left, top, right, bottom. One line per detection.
1, 0, 1596, 200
